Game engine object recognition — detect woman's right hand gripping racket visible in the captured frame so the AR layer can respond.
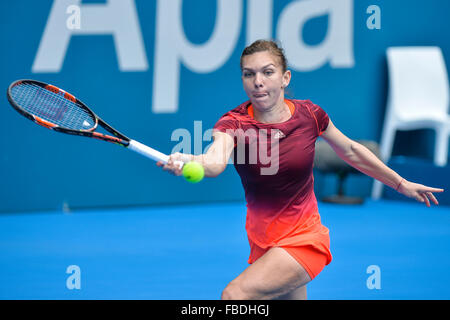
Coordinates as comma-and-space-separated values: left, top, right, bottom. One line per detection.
6, 79, 184, 170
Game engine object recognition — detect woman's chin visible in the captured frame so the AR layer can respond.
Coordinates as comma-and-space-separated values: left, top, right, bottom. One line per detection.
251, 96, 272, 107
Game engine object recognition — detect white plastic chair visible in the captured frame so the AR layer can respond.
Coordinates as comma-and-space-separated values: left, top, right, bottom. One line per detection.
372, 46, 450, 200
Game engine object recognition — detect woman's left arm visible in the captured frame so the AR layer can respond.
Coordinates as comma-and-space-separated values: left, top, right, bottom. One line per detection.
320, 120, 444, 207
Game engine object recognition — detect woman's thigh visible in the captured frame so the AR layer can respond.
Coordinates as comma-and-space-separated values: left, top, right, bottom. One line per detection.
275, 284, 307, 300
222, 247, 311, 300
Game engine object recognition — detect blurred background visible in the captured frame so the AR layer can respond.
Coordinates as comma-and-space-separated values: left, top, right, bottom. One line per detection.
0, 0, 449, 300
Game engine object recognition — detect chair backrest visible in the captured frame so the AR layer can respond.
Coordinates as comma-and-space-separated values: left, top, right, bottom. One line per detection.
386, 46, 449, 120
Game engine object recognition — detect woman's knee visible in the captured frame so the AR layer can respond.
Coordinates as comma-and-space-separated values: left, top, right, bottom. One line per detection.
221, 283, 249, 300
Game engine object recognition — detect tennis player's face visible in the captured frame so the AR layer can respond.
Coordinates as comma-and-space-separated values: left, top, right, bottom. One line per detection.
241, 51, 291, 110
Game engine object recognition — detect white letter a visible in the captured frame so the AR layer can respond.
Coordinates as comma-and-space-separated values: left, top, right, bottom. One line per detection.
33, 0, 147, 72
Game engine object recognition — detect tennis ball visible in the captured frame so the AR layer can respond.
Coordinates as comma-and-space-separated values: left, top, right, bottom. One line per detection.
182, 161, 205, 183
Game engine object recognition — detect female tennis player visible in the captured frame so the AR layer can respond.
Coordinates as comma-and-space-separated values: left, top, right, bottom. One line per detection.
157, 40, 444, 300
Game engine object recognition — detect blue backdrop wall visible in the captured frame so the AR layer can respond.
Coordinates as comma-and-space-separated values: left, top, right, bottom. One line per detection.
1, 0, 449, 213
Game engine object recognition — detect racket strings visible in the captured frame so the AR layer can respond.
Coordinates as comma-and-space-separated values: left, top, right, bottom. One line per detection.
10, 83, 96, 131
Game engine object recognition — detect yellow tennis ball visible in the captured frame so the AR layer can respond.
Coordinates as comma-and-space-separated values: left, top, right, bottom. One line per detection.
182, 161, 204, 183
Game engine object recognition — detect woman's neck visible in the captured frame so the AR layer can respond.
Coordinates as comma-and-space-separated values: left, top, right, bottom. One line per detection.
252, 98, 291, 124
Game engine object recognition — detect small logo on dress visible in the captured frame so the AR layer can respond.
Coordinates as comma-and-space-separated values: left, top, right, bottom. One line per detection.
273, 129, 285, 139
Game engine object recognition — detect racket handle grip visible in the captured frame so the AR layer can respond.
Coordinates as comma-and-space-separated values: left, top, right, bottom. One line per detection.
127, 140, 184, 169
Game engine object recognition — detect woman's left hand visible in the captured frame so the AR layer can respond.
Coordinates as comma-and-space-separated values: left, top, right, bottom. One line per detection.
396, 179, 444, 207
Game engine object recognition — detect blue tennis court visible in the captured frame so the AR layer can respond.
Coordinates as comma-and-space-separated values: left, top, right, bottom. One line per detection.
1, 199, 449, 300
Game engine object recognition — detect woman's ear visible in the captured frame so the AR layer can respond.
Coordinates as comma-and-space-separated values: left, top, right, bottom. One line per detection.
282, 70, 291, 88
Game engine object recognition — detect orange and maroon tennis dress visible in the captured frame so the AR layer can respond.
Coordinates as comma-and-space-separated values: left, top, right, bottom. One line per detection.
213, 99, 332, 279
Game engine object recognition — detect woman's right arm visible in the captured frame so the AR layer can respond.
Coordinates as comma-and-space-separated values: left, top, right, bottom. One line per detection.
157, 131, 235, 178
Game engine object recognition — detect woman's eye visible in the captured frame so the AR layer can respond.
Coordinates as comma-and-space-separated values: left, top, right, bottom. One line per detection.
243, 72, 254, 77
264, 70, 274, 76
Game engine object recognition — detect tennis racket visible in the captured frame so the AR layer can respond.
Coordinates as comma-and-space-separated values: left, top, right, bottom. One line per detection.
6, 79, 183, 168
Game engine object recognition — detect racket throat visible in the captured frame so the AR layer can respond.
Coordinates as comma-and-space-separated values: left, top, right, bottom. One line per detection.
91, 132, 129, 146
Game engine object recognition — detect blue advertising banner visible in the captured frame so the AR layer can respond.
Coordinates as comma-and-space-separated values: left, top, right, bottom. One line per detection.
1, 0, 449, 212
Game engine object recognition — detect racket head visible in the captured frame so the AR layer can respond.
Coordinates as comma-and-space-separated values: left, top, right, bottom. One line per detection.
7, 79, 98, 133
